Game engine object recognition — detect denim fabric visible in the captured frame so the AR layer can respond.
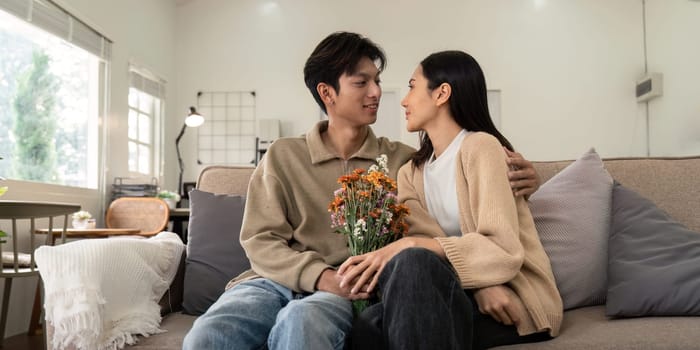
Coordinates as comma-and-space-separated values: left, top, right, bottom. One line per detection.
183, 278, 353, 350
351, 248, 550, 350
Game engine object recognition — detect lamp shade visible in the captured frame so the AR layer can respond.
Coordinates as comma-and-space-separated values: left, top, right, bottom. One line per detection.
185, 106, 204, 127
176, 106, 205, 197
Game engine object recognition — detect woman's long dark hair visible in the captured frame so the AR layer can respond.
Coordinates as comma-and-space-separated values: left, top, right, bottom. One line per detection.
411, 50, 514, 167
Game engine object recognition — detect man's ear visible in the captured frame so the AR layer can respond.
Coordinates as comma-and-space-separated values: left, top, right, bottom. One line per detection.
317, 83, 336, 106
435, 83, 452, 107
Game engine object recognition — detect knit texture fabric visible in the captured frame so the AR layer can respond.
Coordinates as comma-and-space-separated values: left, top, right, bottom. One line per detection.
36, 232, 185, 350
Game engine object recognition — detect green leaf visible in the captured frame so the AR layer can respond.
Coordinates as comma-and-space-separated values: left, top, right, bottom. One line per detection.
0, 186, 7, 196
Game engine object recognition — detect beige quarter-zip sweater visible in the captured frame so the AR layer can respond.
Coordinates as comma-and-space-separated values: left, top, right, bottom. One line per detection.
398, 132, 563, 337
230, 121, 415, 293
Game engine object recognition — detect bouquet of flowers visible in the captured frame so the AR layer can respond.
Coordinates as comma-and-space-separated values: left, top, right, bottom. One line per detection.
328, 154, 410, 314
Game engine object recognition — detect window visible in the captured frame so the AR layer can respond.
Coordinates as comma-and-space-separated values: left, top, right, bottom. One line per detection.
0, 1, 110, 189
128, 68, 164, 177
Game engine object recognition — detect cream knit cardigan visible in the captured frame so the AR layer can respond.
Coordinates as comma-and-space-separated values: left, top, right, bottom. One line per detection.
398, 132, 563, 337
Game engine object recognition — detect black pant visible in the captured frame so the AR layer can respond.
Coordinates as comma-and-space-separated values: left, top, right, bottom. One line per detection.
350, 248, 551, 350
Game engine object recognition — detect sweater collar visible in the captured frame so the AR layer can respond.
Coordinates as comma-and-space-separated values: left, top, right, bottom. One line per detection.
306, 120, 380, 164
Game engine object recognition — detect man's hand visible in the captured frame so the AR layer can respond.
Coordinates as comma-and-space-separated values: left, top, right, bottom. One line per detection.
504, 148, 540, 198
337, 240, 408, 296
473, 285, 521, 326
315, 268, 370, 300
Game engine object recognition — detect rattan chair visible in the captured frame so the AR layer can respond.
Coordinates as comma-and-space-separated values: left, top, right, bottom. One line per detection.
105, 197, 170, 236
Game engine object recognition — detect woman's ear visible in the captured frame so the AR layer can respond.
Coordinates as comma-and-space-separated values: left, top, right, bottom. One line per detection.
317, 83, 336, 106
435, 83, 452, 107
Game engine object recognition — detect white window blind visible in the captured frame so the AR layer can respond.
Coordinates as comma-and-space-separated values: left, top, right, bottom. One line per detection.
0, 0, 111, 59
129, 69, 166, 100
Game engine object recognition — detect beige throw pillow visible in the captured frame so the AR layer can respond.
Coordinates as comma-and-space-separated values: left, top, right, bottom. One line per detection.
529, 148, 613, 310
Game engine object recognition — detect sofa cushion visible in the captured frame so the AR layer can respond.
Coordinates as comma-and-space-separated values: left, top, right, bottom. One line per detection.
528, 148, 613, 310
183, 189, 249, 315
122, 312, 197, 349
159, 249, 186, 316
1, 251, 32, 267
492, 306, 700, 350
606, 182, 700, 317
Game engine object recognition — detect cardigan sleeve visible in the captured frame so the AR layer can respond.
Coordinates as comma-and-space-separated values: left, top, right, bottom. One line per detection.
435, 133, 525, 289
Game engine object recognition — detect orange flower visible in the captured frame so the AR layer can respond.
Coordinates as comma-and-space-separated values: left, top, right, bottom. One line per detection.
369, 208, 382, 219
328, 197, 344, 212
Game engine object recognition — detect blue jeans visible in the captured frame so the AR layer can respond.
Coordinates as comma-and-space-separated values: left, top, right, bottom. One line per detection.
183, 278, 353, 350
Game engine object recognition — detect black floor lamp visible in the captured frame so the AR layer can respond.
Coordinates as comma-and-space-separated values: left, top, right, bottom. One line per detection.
176, 106, 204, 197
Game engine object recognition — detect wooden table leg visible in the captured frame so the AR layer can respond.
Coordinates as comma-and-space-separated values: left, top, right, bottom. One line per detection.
27, 280, 42, 336
0, 278, 12, 347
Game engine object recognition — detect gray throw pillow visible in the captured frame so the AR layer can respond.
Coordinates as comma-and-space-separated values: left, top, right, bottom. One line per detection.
183, 189, 249, 315
528, 148, 613, 310
606, 182, 700, 317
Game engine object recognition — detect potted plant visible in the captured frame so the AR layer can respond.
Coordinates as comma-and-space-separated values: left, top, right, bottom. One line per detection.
0, 156, 6, 242
0, 181, 5, 244
157, 190, 181, 209
72, 210, 92, 229
0, 155, 6, 189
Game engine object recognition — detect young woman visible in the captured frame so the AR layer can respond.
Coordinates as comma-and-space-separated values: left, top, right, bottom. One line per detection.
339, 51, 562, 349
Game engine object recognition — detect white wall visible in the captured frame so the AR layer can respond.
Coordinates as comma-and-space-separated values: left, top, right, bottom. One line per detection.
173, 0, 653, 188
646, 0, 700, 156
0, 0, 177, 338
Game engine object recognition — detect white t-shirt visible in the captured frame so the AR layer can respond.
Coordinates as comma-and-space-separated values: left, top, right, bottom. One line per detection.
423, 129, 469, 237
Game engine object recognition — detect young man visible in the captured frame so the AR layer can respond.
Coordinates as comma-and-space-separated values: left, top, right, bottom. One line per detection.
183, 32, 539, 350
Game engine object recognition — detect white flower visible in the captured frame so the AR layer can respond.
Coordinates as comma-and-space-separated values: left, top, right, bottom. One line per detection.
385, 212, 393, 224
376, 154, 389, 173
72, 210, 92, 220
354, 218, 367, 238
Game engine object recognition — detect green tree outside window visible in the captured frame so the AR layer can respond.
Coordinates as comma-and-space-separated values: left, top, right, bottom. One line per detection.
11, 51, 59, 182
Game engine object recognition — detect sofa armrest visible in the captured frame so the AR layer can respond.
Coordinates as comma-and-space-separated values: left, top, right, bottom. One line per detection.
159, 249, 186, 316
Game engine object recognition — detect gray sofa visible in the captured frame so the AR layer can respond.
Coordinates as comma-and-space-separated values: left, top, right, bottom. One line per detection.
49, 156, 700, 349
